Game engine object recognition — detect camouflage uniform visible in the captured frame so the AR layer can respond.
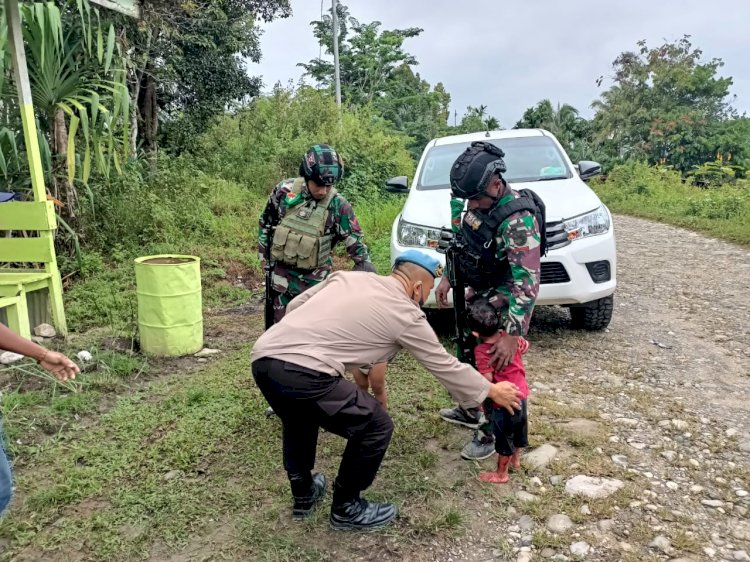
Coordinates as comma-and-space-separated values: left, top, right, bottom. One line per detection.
258, 178, 373, 323
449, 185, 541, 443
451, 183, 541, 336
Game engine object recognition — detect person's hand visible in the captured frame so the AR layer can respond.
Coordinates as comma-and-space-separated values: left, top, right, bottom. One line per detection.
436, 276, 451, 308
487, 381, 522, 415
488, 333, 519, 369
39, 351, 79, 382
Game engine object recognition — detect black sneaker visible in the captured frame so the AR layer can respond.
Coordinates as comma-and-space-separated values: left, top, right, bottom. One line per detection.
292, 473, 327, 520
330, 497, 398, 531
439, 406, 485, 429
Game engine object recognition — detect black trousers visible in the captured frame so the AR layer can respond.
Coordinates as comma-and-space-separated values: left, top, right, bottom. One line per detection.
252, 358, 393, 500
490, 399, 528, 456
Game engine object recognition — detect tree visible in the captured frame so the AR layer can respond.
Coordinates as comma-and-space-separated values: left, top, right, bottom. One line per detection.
301, 3, 456, 157
591, 36, 746, 173
300, 3, 422, 107
453, 105, 501, 134
373, 64, 451, 157
515, 99, 591, 158
115, 0, 291, 154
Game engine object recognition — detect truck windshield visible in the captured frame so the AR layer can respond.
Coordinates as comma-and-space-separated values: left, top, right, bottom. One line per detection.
417, 135, 572, 190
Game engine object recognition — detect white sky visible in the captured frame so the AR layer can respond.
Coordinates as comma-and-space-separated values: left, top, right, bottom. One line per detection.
248, 0, 750, 127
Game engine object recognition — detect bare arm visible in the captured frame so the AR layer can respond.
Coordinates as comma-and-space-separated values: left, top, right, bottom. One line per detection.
368, 362, 388, 410
0, 324, 79, 381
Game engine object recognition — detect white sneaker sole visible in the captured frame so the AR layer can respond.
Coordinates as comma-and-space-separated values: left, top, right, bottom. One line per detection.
461, 449, 496, 461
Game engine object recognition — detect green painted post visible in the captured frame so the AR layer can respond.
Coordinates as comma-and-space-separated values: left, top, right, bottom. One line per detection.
4, 0, 67, 335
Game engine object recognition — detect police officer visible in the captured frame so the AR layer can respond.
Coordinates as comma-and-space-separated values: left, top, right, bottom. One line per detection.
251, 250, 523, 530
435, 141, 542, 461
258, 144, 381, 417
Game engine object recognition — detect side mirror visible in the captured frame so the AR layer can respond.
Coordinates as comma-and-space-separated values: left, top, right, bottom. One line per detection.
578, 161, 602, 181
385, 176, 409, 193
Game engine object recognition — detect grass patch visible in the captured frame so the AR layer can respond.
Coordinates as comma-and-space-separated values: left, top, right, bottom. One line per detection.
0, 346, 492, 560
594, 161, 750, 246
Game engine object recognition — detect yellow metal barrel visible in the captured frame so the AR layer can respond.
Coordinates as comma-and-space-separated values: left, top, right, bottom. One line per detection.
134, 255, 203, 356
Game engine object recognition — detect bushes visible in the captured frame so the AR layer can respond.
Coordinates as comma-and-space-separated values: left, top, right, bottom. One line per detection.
60, 84, 417, 330
193, 86, 415, 204
593, 161, 750, 245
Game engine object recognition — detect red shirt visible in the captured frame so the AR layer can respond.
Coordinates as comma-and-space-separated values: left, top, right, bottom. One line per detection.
474, 340, 529, 400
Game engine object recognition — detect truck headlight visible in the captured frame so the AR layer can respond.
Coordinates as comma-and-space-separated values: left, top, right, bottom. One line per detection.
397, 217, 442, 248
562, 205, 611, 241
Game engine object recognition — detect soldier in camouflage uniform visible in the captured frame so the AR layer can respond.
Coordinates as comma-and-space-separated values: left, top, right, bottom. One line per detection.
258, 144, 376, 325
435, 141, 541, 460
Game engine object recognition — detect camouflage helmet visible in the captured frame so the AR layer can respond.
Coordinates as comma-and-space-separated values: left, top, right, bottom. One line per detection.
300, 144, 344, 186
449, 141, 506, 199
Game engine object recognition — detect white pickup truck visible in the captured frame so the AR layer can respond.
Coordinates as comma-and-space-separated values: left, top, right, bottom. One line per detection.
387, 128, 616, 330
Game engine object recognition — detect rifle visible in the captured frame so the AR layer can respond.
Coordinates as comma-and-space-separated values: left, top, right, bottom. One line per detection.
263, 225, 276, 330
437, 228, 476, 367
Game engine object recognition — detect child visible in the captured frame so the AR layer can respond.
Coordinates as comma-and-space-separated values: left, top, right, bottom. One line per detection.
351, 363, 389, 410
467, 299, 530, 484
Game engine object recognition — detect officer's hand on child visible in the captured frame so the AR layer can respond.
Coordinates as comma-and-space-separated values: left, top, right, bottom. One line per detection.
487, 381, 523, 414
488, 333, 519, 369
436, 277, 451, 308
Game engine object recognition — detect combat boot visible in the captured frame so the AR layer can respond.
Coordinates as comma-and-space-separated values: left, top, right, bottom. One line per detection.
330, 480, 397, 531
291, 472, 327, 520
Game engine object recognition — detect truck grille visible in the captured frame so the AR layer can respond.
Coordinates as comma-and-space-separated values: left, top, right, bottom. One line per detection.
545, 220, 570, 251
540, 262, 570, 284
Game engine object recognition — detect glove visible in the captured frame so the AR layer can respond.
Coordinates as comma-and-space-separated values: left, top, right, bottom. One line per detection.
353, 261, 377, 273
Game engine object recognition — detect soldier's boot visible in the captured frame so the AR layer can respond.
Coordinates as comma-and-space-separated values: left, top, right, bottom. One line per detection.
330, 480, 397, 531
479, 455, 511, 484
510, 448, 523, 470
291, 472, 327, 520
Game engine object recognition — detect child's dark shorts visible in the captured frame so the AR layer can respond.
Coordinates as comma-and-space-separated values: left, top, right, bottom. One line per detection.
490, 399, 528, 456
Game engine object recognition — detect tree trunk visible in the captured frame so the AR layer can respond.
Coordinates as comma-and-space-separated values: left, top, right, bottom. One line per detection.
138, 68, 158, 162
129, 31, 152, 156
52, 108, 77, 219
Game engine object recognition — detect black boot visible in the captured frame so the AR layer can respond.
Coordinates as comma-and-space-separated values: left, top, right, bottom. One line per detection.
330, 481, 397, 531
291, 473, 327, 520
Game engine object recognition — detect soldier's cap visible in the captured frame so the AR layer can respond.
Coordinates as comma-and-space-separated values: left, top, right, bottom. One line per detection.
393, 250, 443, 279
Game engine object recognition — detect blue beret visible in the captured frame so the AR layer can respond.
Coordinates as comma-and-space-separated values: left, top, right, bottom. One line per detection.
394, 250, 443, 278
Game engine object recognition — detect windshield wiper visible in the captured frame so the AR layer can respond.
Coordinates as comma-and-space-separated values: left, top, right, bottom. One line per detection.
534, 175, 569, 182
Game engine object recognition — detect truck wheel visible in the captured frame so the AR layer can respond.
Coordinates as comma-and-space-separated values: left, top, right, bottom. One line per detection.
570, 295, 614, 330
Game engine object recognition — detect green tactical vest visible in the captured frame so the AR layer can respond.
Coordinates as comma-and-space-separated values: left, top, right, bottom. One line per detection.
271, 178, 337, 270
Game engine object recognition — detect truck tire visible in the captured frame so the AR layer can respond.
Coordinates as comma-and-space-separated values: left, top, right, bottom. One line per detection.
570, 295, 614, 331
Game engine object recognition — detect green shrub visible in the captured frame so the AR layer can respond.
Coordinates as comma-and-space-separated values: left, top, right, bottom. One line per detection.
193, 86, 415, 204
594, 161, 750, 246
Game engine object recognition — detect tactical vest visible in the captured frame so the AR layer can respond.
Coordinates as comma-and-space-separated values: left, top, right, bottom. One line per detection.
271, 178, 337, 270
457, 207, 506, 291
457, 194, 540, 290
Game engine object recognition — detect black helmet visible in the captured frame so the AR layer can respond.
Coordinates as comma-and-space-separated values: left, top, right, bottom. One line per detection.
299, 144, 344, 186
449, 141, 506, 199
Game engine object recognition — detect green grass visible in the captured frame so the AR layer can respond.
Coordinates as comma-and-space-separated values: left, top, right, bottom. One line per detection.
0, 345, 491, 561
594, 161, 750, 246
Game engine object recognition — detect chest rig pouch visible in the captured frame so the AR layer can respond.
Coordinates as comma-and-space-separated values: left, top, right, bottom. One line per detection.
271, 178, 337, 270
457, 208, 506, 291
